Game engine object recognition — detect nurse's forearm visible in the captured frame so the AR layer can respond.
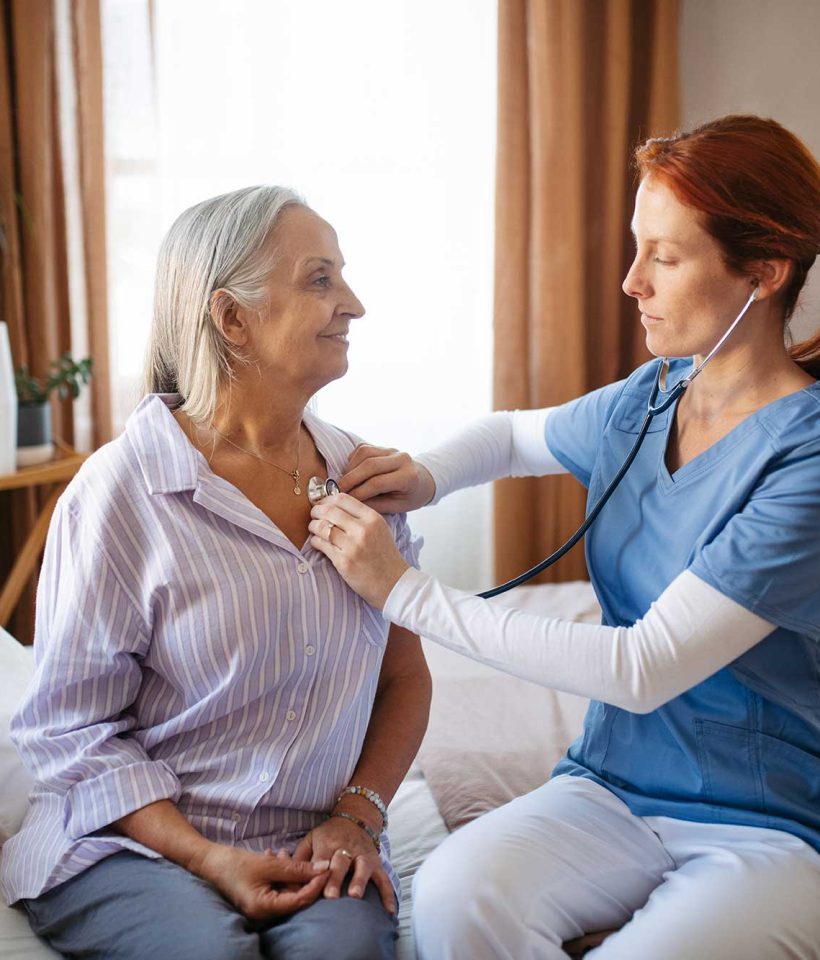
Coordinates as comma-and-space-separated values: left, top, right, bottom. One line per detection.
383, 569, 774, 714
416, 408, 565, 505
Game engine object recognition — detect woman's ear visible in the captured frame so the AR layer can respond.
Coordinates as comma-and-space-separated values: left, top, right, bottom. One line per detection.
209, 289, 248, 346
747, 259, 793, 301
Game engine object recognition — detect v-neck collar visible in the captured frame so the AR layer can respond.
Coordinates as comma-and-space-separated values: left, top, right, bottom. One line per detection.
191, 409, 347, 557
658, 377, 820, 491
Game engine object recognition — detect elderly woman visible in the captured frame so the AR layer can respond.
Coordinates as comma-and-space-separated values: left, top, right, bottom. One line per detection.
0, 186, 430, 960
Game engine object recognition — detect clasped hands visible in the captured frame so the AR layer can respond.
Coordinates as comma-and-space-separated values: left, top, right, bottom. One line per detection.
195, 811, 395, 924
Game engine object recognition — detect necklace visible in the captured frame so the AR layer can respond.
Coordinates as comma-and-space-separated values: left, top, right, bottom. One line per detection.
211, 424, 303, 495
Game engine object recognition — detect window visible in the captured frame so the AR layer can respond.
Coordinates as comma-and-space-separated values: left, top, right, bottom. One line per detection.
103, 0, 496, 587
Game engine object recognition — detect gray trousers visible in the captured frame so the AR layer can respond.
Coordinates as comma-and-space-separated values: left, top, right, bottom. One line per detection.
23, 852, 397, 960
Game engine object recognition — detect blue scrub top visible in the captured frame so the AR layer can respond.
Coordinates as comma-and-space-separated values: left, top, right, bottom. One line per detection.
547, 358, 820, 851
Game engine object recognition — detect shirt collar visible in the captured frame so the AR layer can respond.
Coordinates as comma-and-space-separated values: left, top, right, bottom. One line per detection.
126, 395, 349, 496
125, 394, 200, 494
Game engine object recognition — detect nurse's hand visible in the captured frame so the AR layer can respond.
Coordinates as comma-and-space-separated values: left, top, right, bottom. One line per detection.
309, 493, 410, 609
339, 444, 435, 514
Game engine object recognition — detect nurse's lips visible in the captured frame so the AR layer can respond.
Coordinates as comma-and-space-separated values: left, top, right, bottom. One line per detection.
641, 313, 664, 325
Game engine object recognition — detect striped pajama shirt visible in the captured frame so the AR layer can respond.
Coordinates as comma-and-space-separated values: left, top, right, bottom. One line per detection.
1, 394, 420, 905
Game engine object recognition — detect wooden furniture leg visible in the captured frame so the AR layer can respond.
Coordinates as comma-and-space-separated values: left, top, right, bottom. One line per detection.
0, 484, 65, 627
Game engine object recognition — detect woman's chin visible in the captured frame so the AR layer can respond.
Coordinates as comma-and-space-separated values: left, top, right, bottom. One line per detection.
313, 359, 349, 391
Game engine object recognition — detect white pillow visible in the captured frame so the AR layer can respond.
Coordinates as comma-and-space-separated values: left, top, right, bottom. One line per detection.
0, 627, 34, 845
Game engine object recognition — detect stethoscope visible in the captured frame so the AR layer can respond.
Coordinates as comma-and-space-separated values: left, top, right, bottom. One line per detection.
308, 285, 760, 600
477, 284, 760, 599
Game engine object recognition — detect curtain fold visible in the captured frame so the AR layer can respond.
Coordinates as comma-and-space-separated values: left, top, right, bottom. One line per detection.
0, 0, 110, 644
493, 0, 679, 585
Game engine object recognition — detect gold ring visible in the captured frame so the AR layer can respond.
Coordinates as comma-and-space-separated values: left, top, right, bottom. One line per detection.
336, 848, 354, 860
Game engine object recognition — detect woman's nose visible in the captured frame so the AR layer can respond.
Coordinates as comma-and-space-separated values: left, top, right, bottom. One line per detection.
343, 282, 365, 319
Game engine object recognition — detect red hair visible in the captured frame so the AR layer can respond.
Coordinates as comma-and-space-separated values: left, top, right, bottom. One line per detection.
635, 115, 820, 378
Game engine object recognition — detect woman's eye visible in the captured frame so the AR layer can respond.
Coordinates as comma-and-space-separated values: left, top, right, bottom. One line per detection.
653, 257, 676, 266
313, 275, 331, 287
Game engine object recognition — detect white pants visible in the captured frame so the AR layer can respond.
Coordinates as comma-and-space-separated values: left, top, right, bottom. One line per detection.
412, 775, 820, 960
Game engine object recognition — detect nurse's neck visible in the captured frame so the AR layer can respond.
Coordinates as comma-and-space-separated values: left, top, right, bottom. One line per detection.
683, 318, 814, 423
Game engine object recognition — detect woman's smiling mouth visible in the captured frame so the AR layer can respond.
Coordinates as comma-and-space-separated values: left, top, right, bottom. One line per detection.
321, 330, 349, 344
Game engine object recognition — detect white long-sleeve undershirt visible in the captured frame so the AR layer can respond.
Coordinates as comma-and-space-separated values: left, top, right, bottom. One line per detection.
415, 409, 564, 506
383, 568, 774, 714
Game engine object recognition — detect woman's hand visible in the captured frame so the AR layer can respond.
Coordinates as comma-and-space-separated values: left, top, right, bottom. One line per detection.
195, 842, 329, 922
339, 444, 435, 514
293, 818, 396, 915
309, 494, 410, 609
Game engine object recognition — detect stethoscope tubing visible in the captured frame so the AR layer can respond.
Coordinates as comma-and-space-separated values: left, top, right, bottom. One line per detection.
477, 362, 669, 599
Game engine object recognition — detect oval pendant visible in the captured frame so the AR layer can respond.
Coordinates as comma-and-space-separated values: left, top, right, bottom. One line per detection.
294, 485, 301, 496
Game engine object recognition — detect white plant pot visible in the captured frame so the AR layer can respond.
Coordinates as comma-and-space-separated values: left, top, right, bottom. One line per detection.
0, 323, 18, 475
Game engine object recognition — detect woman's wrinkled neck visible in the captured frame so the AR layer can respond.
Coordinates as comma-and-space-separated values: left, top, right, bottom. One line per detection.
209, 368, 312, 452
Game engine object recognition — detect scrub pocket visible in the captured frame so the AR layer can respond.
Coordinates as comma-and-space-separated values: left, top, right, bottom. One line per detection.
697, 719, 820, 832
696, 719, 765, 819
756, 731, 820, 828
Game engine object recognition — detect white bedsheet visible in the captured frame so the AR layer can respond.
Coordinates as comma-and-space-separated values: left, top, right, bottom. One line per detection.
0, 888, 57, 960
388, 763, 451, 959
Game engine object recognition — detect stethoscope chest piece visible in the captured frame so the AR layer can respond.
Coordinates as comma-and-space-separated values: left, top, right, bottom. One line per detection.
308, 476, 340, 504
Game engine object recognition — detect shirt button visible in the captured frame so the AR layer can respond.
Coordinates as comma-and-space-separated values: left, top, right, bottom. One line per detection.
286, 709, 297, 721
231, 812, 241, 822
305, 645, 316, 656
296, 562, 308, 574
259, 772, 270, 783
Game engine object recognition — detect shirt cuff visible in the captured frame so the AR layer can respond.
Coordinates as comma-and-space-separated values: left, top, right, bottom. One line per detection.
413, 453, 446, 506
383, 567, 433, 627
64, 760, 182, 839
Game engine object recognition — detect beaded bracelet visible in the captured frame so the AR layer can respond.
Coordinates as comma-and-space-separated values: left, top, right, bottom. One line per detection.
336, 785, 389, 829
329, 811, 382, 852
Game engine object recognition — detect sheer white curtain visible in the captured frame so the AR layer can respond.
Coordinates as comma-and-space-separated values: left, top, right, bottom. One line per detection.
102, 0, 497, 589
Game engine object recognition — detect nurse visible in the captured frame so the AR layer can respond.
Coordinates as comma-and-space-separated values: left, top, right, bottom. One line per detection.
307, 114, 820, 959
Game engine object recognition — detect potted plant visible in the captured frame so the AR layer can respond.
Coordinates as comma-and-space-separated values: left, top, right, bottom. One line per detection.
14, 354, 93, 467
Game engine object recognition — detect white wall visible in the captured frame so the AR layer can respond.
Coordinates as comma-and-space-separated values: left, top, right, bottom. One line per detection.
680, 0, 820, 342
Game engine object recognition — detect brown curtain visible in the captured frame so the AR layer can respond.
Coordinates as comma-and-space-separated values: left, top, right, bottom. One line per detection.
0, 0, 110, 643
493, 0, 679, 584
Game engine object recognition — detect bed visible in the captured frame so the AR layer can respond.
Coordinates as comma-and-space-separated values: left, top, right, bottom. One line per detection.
0, 581, 600, 959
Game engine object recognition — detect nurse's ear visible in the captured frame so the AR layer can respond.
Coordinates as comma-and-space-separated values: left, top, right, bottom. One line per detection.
745, 259, 792, 302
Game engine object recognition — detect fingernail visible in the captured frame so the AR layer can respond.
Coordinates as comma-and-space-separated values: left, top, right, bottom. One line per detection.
326, 888, 339, 899
350, 886, 361, 897
313, 860, 330, 871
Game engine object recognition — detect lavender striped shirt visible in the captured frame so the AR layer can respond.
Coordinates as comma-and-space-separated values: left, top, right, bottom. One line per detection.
0, 395, 420, 904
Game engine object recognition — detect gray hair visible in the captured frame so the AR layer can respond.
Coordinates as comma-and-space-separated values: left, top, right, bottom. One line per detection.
144, 184, 306, 424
